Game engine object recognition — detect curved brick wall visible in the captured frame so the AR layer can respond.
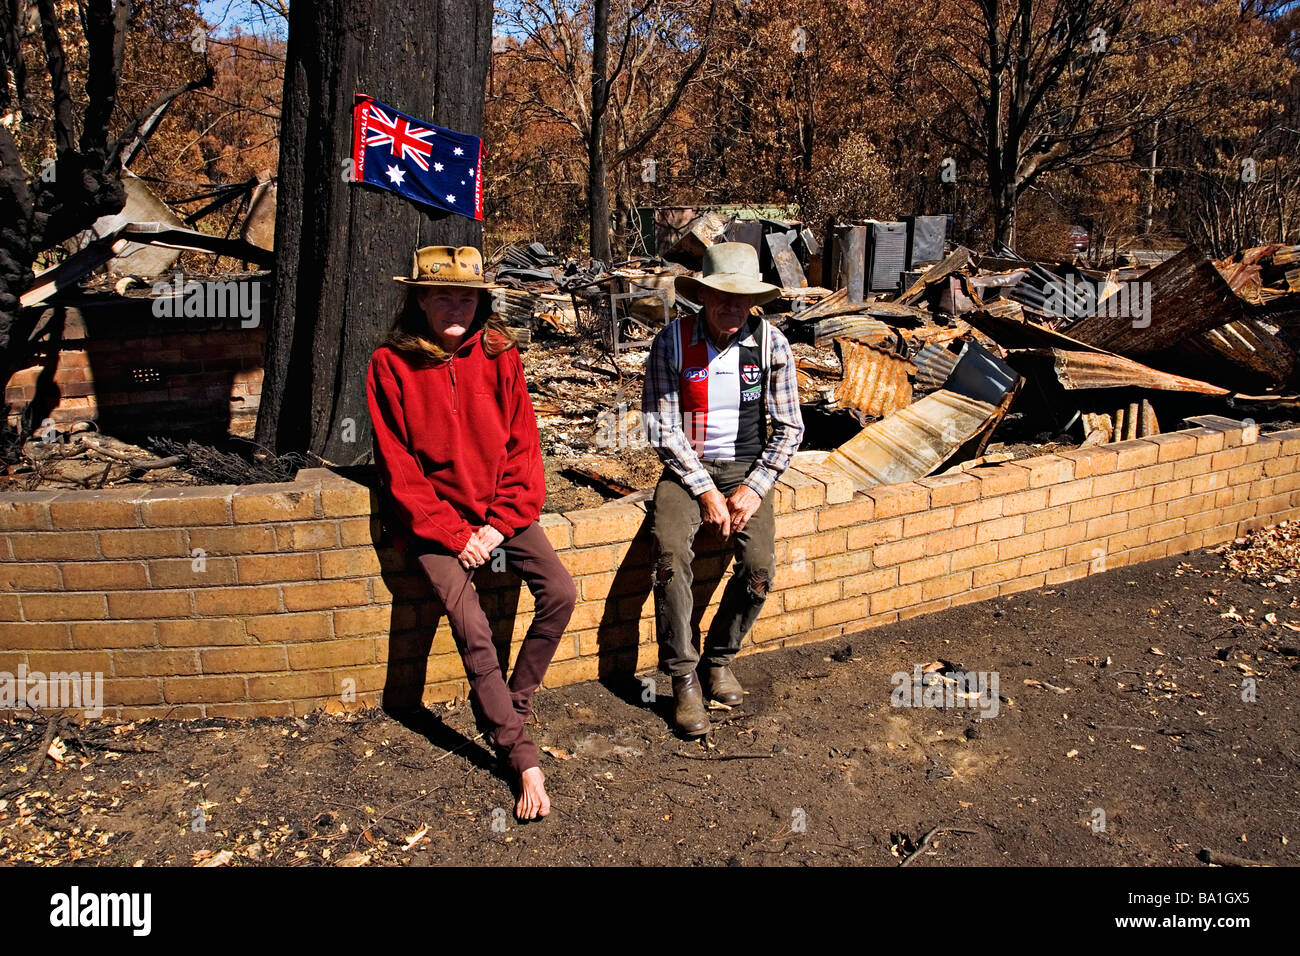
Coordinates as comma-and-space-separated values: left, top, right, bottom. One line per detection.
2, 418, 1298, 720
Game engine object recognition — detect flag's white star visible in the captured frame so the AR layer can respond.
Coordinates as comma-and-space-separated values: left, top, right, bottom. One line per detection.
453, 147, 464, 156
460, 180, 465, 185
433, 162, 444, 172
445, 194, 456, 203
385, 164, 406, 186
468, 169, 475, 178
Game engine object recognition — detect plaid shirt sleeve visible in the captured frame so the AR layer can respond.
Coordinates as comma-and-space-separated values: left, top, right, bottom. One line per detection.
741, 323, 805, 500
642, 322, 717, 497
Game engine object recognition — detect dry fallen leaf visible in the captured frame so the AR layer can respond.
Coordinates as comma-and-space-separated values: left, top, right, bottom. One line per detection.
403, 825, 428, 850
541, 746, 574, 761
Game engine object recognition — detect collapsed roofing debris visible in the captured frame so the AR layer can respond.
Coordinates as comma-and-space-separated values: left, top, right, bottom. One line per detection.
487, 214, 1300, 502
824, 389, 1008, 489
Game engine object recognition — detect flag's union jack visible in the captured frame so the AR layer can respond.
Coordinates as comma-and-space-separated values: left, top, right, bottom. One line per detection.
350, 93, 484, 220
363, 103, 437, 171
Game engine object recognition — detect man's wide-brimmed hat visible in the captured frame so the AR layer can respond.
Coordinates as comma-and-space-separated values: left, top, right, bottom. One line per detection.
674, 241, 781, 306
393, 245, 497, 289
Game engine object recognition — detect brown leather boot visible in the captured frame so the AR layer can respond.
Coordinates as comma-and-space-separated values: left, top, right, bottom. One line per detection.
671, 672, 710, 737
703, 664, 744, 705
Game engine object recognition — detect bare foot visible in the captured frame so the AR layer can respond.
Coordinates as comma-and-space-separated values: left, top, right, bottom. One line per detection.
515, 766, 551, 821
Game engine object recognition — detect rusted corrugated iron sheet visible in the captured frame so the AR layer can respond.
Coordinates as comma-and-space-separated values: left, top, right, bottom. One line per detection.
1202, 320, 1293, 381
1010, 348, 1229, 395
1156, 319, 1295, 391
811, 316, 899, 349
823, 389, 1001, 490
833, 338, 915, 418
1066, 247, 1248, 356
1009, 263, 1097, 319
914, 341, 960, 392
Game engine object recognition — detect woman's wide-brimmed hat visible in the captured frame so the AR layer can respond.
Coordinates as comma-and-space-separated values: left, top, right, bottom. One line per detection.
674, 241, 781, 306
393, 245, 498, 289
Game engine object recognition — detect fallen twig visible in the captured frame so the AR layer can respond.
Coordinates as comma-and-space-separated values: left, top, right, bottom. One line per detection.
1197, 848, 1274, 867
899, 826, 977, 867
79, 437, 185, 470
673, 752, 775, 762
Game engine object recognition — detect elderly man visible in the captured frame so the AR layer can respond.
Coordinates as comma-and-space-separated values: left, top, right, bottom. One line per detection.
642, 241, 805, 736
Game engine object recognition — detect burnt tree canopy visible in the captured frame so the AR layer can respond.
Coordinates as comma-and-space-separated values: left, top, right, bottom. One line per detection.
256, 0, 492, 463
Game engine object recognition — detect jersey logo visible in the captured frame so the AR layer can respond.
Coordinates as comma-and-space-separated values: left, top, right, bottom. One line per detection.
683, 367, 708, 383
741, 363, 761, 386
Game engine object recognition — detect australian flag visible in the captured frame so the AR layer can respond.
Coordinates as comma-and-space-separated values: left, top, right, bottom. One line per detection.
350, 93, 484, 221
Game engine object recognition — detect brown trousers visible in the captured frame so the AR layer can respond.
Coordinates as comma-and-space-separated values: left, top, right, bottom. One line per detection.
412, 522, 576, 774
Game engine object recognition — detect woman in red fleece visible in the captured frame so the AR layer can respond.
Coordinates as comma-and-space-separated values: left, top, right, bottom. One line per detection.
366, 245, 576, 821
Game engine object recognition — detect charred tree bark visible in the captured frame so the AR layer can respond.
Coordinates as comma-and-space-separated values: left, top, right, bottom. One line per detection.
256, 0, 492, 463
587, 0, 611, 265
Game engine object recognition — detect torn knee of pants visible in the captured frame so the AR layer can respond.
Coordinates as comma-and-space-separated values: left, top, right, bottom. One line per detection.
745, 567, 770, 600
653, 554, 675, 590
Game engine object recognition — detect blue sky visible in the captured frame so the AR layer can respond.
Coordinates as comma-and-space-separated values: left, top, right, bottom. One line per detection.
197, 0, 560, 43
198, 0, 287, 39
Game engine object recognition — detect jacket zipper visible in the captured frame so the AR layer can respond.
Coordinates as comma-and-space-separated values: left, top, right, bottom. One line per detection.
449, 354, 457, 412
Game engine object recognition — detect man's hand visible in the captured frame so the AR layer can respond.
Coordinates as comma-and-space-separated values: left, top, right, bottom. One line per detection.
458, 524, 505, 569
727, 484, 762, 534
698, 488, 731, 538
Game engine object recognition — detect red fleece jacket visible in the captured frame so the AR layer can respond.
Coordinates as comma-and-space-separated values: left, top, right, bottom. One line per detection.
365, 330, 545, 555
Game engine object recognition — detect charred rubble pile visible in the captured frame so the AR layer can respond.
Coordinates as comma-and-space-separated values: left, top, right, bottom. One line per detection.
490, 215, 1300, 503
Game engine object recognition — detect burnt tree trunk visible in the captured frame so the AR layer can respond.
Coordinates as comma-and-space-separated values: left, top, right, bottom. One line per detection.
587, 0, 611, 265
256, 0, 492, 462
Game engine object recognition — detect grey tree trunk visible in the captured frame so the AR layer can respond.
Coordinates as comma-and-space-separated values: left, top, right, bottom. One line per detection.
256, 0, 492, 463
